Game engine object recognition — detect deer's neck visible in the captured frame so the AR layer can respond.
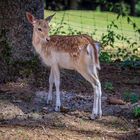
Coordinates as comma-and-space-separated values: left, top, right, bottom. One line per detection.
32, 32, 46, 55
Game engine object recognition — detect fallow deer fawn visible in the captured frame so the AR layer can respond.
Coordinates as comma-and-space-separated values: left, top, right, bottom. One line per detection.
26, 12, 102, 119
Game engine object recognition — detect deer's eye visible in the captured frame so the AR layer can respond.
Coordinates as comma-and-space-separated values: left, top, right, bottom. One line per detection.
38, 28, 42, 31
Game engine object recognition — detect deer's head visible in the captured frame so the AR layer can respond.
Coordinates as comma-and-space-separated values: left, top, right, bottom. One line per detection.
26, 12, 55, 42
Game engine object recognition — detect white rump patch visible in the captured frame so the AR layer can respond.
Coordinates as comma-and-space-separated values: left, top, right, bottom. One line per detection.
87, 44, 93, 57
95, 42, 101, 54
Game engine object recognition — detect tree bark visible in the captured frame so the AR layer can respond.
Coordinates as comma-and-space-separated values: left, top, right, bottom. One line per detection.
130, 0, 136, 16
68, 0, 79, 9
0, 0, 44, 83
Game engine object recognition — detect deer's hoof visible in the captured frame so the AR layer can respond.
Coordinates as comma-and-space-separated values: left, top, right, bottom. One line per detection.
55, 106, 60, 112
97, 114, 102, 119
90, 114, 98, 120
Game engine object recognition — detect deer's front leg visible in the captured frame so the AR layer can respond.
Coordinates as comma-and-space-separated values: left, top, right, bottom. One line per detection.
47, 68, 54, 104
52, 65, 61, 112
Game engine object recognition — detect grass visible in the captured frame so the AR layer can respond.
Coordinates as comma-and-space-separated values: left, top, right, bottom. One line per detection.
44, 10, 140, 42
44, 10, 140, 61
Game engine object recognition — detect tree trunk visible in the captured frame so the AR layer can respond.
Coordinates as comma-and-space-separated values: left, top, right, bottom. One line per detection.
0, 0, 44, 83
130, 0, 136, 16
68, 0, 79, 9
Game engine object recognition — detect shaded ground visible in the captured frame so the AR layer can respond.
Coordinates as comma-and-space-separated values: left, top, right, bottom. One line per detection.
0, 63, 140, 140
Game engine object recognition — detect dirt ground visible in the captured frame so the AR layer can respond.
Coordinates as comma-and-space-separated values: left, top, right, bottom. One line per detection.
0, 63, 140, 140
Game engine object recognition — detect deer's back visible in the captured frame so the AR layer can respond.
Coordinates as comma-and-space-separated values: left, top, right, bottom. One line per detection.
46, 34, 95, 54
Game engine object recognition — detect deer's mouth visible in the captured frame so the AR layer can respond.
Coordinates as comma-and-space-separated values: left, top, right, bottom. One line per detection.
46, 37, 50, 43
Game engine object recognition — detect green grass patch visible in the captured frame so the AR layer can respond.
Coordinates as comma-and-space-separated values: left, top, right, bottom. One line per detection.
45, 10, 140, 41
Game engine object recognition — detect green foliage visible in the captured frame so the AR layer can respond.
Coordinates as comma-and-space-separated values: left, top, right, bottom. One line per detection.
133, 107, 140, 118
101, 2, 140, 62
104, 82, 114, 91
123, 92, 139, 104
99, 52, 111, 63
101, 21, 118, 47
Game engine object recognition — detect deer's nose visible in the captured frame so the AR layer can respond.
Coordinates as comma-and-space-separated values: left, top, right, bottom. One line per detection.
46, 37, 50, 42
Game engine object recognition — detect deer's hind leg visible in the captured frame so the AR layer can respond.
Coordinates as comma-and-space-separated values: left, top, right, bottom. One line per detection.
77, 66, 102, 120
90, 65, 102, 118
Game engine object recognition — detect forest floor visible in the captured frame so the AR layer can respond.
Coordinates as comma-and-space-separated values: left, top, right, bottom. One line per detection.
0, 63, 140, 140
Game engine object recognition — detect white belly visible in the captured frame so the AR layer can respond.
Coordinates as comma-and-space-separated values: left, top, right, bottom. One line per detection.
54, 52, 75, 69
40, 51, 75, 70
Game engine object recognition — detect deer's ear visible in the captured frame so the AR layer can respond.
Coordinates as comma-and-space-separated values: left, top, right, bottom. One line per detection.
26, 12, 36, 24
45, 13, 56, 22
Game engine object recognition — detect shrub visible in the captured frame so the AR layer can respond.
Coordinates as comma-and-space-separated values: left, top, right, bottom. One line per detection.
133, 107, 140, 118
123, 92, 139, 104
104, 82, 114, 91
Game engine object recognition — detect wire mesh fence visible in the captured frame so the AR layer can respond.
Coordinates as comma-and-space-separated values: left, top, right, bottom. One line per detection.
46, 10, 140, 47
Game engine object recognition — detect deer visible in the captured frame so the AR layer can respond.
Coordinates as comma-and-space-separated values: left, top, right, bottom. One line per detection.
26, 12, 102, 119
